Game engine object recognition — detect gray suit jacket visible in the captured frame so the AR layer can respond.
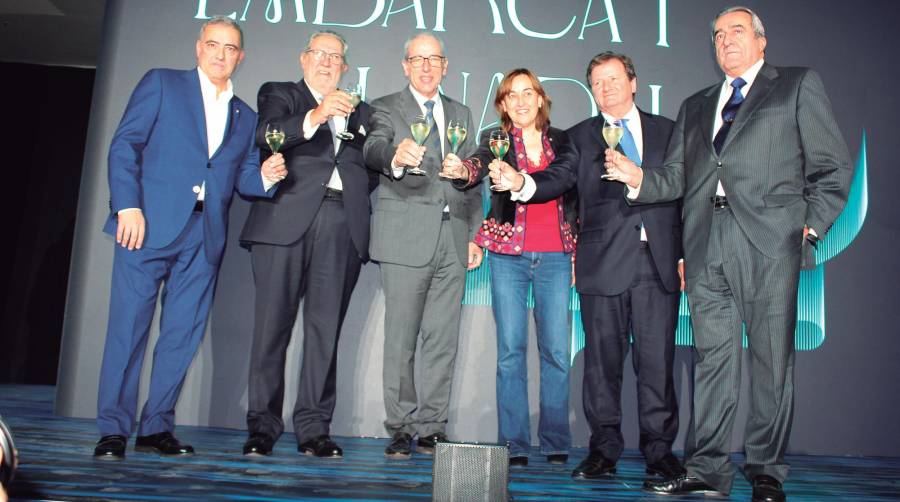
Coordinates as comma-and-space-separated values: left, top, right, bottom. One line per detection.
636, 63, 853, 278
364, 88, 481, 267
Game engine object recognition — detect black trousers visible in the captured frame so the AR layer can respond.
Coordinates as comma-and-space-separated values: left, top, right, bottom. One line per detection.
246, 198, 362, 444
579, 243, 680, 464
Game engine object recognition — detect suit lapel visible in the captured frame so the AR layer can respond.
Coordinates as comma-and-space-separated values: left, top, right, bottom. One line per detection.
700, 85, 720, 156
639, 111, 660, 167
186, 69, 209, 156
722, 63, 778, 152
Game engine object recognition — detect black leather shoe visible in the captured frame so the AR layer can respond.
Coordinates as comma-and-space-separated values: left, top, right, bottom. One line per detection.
135, 431, 194, 456
384, 432, 412, 459
645, 452, 687, 480
298, 435, 342, 458
509, 456, 528, 467
751, 474, 786, 502
643, 474, 725, 497
93, 435, 126, 460
242, 432, 275, 456
571, 453, 616, 479
416, 432, 448, 455
547, 454, 568, 465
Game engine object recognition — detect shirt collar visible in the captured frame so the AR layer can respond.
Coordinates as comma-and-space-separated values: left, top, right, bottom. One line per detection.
725, 58, 765, 88
408, 85, 442, 109
305, 80, 326, 102
600, 103, 639, 124
197, 67, 233, 101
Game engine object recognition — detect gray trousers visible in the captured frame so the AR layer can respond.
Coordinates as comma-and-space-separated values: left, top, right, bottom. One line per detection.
684, 206, 798, 494
380, 219, 466, 437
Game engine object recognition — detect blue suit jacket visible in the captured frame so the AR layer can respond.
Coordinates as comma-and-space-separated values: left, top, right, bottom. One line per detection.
104, 68, 270, 265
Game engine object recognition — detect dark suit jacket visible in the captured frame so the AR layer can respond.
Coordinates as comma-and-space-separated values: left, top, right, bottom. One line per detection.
104, 68, 269, 265
530, 110, 681, 296
635, 64, 853, 279
239, 79, 374, 261
363, 88, 481, 268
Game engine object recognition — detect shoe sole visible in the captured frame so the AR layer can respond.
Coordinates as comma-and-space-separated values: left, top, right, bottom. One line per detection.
93, 453, 125, 461
572, 469, 616, 480
134, 446, 194, 456
243, 451, 271, 457
300, 450, 342, 459
384, 452, 412, 459
417, 446, 435, 455
641, 488, 727, 498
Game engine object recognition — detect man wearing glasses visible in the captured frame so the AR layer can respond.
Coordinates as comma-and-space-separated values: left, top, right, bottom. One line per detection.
363, 32, 483, 459
239, 30, 374, 459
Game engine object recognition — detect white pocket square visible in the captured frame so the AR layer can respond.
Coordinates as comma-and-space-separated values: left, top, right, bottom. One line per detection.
358, 124, 366, 136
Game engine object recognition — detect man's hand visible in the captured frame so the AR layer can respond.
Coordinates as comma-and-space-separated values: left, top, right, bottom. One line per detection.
439, 153, 468, 180
678, 260, 685, 291
262, 152, 287, 182
603, 148, 643, 188
468, 242, 484, 270
310, 89, 354, 125
488, 159, 522, 191
392, 138, 426, 168
116, 209, 145, 251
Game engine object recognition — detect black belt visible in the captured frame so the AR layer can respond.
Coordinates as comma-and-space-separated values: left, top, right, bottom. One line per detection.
711, 195, 729, 209
442, 211, 451, 221
324, 187, 343, 200
193, 200, 204, 212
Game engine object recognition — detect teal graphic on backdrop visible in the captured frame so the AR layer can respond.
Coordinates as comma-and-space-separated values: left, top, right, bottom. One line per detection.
462, 133, 868, 360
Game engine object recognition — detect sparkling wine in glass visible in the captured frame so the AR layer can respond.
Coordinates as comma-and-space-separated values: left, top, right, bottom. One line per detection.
489, 130, 512, 191
601, 119, 624, 179
407, 114, 431, 176
447, 120, 467, 155
265, 123, 285, 154
336, 84, 362, 141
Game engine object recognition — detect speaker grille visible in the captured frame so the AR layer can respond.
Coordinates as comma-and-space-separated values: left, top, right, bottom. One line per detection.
432, 442, 508, 501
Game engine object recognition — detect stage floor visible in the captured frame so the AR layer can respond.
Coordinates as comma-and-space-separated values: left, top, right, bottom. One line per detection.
1, 385, 898, 501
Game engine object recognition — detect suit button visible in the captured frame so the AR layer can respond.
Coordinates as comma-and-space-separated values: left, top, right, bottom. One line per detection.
717, 161, 723, 168
634, 225, 641, 231
192, 185, 201, 194
207, 162, 212, 169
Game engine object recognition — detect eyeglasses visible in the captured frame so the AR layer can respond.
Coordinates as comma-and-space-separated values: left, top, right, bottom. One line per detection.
405, 55, 446, 68
305, 49, 344, 64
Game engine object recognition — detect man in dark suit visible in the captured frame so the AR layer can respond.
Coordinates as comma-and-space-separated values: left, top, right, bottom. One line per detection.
605, 7, 853, 501
94, 16, 286, 460
363, 32, 483, 459
239, 30, 373, 459
491, 52, 685, 482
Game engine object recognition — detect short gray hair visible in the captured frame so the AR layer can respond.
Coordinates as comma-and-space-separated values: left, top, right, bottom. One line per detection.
199, 15, 244, 49
305, 30, 349, 63
711, 6, 766, 43
402, 32, 445, 59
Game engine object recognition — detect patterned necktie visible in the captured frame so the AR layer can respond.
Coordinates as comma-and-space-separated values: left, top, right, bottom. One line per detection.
713, 77, 747, 154
424, 100, 443, 156
618, 118, 642, 166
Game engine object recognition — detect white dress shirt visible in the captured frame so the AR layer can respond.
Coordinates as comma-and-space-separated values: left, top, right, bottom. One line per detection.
302, 86, 346, 191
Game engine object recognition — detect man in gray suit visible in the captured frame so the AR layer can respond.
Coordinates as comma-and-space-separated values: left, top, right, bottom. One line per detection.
604, 6, 853, 502
363, 32, 483, 459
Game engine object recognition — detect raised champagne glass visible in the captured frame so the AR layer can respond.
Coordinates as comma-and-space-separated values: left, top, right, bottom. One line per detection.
407, 114, 431, 176
601, 119, 624, 179
265, 123, 285, 154
447, 120, 467, 155
489, 130, 512, 191
336, 84, 362, 141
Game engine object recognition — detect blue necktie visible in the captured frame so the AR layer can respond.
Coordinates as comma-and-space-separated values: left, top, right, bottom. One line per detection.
619, 118, 641, 166
424, 100, 443, 155
713, 77, 747, 154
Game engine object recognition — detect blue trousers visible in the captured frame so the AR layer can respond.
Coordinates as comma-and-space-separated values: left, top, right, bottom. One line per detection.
96, 213, 217, 437
490, 251, 572, 457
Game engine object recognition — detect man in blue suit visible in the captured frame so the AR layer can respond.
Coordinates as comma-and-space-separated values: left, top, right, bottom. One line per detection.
93, 16, 286, 460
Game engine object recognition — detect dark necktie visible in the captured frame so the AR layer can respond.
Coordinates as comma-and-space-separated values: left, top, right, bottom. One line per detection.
713, 77, 746, 154
424, 100, 443, 156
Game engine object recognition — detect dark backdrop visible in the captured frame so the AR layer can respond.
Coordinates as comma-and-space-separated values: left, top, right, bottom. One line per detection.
0, 0, 890, 457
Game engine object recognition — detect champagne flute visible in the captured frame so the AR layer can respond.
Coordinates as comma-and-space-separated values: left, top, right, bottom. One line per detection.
407, 114, 431, 176
489, 130, 511, 191
601, 119, 624, 179
336, 84, 362, 141
265, 123, 285, 154
447, 120, 467, 155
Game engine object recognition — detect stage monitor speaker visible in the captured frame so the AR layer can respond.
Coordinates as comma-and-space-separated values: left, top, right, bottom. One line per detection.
431, 442, 509, 501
